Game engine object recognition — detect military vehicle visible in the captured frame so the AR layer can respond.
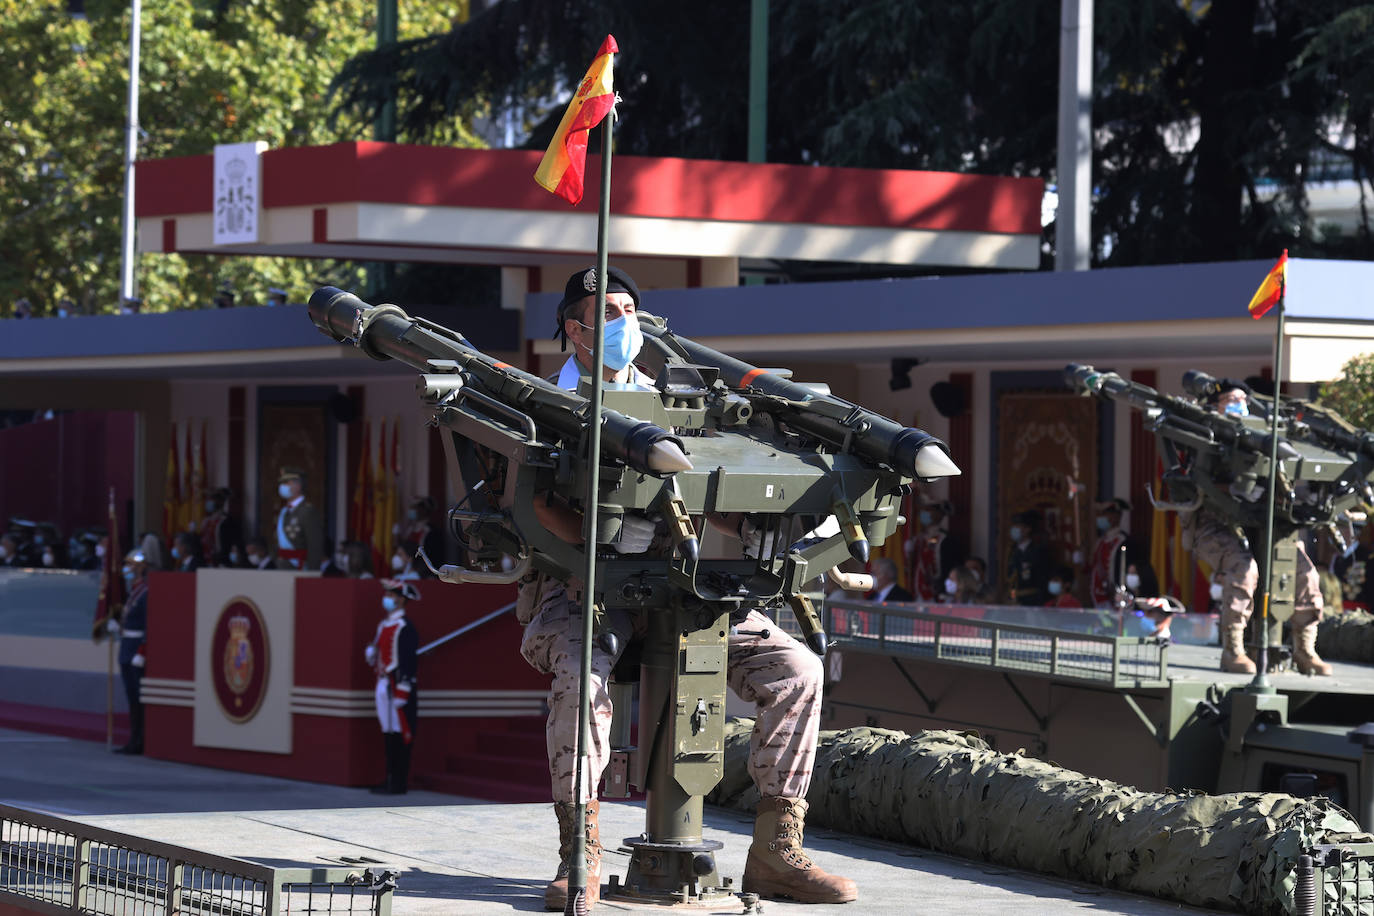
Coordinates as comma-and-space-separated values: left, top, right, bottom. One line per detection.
820, 365, 1374, 832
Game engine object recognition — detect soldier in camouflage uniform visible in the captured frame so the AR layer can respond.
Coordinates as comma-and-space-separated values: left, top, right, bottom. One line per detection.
523, 266, 857, 911
1183, 386, 1331, 676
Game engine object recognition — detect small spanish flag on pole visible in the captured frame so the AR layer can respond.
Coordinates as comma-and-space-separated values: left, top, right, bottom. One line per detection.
533, 35, 617, 205
1247, 249, 1287, 319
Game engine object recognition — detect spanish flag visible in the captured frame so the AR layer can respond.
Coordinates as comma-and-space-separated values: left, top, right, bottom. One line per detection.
1247, 249, 1287, 319
533, 35, 618, 205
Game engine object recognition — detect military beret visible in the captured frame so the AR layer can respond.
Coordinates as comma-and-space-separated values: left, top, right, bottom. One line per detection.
278, 467, 305, 483
554, 265, 641, 331
1096, 497, 1130, 514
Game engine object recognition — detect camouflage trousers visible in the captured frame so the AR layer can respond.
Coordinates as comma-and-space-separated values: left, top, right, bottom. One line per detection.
520, 590, 822, 804
1187, 512, 1322, 630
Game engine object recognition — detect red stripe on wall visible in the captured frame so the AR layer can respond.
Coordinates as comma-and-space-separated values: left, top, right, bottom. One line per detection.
312, 208, 328, 243
161, 218, 176, 253
136, 143, 1043, 235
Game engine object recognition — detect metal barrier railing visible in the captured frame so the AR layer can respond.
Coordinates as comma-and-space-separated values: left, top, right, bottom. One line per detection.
1306, 842, 1374, 916
822, 598, 1169, 689
0, 804, 394, 916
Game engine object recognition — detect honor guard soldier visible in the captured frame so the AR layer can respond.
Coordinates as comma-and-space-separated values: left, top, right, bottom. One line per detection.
522, 265, 857, 910
364, 579, 420, 794
113, 550, 150, 755
1088, 498, 1131, 608
397, 496, 444, 565
274, 467, 324, 570
906, 499, 962, 601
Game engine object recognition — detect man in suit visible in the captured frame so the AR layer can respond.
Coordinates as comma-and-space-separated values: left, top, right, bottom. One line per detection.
870, 557, 914, 603
274, 467, 324, 570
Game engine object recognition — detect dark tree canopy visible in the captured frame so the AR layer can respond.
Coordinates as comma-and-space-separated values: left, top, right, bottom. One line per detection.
330, 0, 1374, 270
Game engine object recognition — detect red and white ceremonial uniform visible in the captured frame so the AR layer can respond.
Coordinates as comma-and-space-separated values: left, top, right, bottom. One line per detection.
367, 608, 418, 741
1089, 526, 1128, 608
911, 527, 946, 602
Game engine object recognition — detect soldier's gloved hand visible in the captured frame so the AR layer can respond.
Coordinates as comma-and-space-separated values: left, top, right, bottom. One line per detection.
1071, 549, 1084, 565
131, 650, 145, 668
364, 645, 378, 665
614, 513, 658, 554
106, 619, 121, 635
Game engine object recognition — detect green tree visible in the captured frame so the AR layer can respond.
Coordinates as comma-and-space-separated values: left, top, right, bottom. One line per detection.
0, 0, 473, 316
329, 0, 1374, 273
1319, 353, 1374, 431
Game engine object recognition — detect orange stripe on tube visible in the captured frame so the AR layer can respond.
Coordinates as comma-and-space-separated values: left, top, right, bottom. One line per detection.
740, 368, 769, 387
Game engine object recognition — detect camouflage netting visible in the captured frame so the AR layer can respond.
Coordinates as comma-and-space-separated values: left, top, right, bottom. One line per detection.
707, 719, 1368, 915
1317, 611, 1374, 664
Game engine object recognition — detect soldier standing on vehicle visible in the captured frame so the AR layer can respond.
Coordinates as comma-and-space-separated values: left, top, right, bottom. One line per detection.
1183, 386, 1331, 675
518, 265, 857, 910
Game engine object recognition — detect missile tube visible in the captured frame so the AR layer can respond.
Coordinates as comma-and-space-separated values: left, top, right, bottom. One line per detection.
309, 287, 691, 476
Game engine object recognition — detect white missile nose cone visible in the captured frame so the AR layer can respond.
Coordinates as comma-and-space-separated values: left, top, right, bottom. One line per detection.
914, 446, 961, 478
646, 440, 694, 473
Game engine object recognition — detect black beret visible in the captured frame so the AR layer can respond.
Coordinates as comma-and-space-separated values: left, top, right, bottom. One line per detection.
555, 265, 641, 331
1096, 497, 1130, 513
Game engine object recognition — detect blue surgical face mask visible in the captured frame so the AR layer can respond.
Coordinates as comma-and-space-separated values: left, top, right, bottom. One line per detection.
579, 314, 643, 372
382, 596, 398, 612
918, 511, 933, 527
171, 547, 181, 559
1096, 516, 1110, 532
1048, 581, 1063, 596
278, 483, 293, 499
122, 567, 136, 583
1223, 401, 1248, 418
1009, 525, 1024, 542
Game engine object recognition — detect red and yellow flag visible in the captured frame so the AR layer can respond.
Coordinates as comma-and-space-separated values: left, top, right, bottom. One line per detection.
533, 35, 618, 205
1247, 249, 1287, 319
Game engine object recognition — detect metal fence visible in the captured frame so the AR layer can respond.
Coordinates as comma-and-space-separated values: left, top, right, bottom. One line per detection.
821, 599, 1169, 689
1306, 842, 1374, 916
0, 804, 394, 916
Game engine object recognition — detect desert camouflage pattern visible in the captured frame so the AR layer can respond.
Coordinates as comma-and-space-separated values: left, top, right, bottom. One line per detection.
709, 719, 1362, 915
1184, 509, 1322, 628
519, 576, 822, 803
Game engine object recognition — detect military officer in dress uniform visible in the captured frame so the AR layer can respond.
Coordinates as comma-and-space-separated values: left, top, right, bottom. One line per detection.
364, 579, 420, 794
274, 467, 324, 570
1087, 498, 1131, 608
113, 550, 150, 755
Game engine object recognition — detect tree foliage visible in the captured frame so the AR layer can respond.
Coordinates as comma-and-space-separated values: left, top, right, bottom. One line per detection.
0, 0, 472, 316
1319, 352, 1374, 431
330, 0, 1374, 273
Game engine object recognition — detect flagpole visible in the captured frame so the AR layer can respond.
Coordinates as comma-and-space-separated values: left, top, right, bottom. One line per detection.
568, 105, 616, 916
1250, 252, 1287, 691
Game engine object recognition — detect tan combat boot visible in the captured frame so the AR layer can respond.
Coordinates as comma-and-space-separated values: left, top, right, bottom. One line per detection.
742, 796, 857, 904
1220, 622, 1256, 675
1292, 621, 1333, 676
545, 799, 601, 911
